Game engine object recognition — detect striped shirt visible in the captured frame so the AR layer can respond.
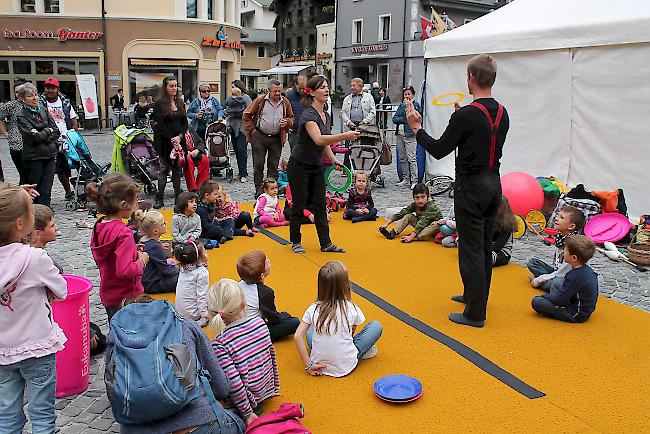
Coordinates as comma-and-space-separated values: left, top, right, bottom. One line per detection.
212, 316, 279, 417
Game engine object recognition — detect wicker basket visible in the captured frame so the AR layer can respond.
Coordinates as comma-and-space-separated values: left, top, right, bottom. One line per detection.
628, 235, 650, 266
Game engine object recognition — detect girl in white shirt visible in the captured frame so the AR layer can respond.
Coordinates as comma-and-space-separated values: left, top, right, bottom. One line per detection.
294, 261, 383, 377
174, 241, 209, 326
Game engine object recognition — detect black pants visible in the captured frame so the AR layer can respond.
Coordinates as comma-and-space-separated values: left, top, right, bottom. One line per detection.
233, 211, 254, 236
343, 207, 378, 222
531, 296, 580, 323
106, 306, 121, 326
157, 157, 182, 200
267, 317, 300, 341
288, 131, 299, 152
10, 149, 27, 185
454, 173, 501, 322
201, 222, 225, 241
231, 133, 248, 178
252, 131, 282, 195
287, 159, 331, 247
23, 158, 56, 208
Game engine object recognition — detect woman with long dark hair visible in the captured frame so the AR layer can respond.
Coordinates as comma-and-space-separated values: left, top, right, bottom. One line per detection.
152, 76, 188, 209
288, 75, 359, 254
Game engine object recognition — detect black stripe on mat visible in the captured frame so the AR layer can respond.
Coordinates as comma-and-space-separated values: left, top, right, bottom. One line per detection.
259, 228, 545, 399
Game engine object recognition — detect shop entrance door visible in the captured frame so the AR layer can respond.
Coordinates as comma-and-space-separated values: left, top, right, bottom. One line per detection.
220, 62, 229, 104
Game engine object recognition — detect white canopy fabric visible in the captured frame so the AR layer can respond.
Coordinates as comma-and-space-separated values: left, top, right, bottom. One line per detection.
261, 64, 312, 75
422, 0, 650, 218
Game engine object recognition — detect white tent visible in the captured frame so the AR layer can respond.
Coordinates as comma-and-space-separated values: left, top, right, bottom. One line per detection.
422, 0, 650, 218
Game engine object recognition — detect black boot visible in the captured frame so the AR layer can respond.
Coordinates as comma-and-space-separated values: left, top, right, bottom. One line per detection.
154, 196, 164, 209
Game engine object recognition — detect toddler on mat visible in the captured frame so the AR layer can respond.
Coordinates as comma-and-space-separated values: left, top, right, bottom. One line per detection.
343, 171, 378, 223
254, 178, 289, 228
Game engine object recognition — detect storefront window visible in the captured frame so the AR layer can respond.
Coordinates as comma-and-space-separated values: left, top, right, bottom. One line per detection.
208, 0, 213, 19
0, 60, 9, 74
187, 0, 197, 18
182, 69, 198, 102
59, 82, 77, 106
0, 80, 10, 103
79, 62, 99, 77
57, 61, 76, 75
13, 60, 31, 75
35, 61, 54, 75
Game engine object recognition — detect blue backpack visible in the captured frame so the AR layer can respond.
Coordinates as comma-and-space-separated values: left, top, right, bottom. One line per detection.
105, 300, 201, 424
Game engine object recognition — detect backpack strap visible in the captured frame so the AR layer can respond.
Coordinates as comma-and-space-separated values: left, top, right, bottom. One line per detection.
195, 356, 228, 432
469, 101, 504, 169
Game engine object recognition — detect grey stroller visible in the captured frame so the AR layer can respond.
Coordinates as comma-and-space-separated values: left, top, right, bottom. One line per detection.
348, 124, 386, 188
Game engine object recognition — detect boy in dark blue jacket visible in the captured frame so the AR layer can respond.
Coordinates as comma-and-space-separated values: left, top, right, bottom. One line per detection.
140, 211, 179, 294
196, 180, 227, 246
531, 235, 598, 323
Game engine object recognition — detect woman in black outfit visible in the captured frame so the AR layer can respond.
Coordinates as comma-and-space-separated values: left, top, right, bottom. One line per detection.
152, 76, 188, 209
288, 75, 359, 254
377, 88, 392, 129
16, 82, 59, 207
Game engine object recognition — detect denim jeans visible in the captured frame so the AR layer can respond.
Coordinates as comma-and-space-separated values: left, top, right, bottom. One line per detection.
215, 218, 236, 239
531, 296, 578, 323
190, 408, 245, 434
526, 258, 563, 291
0, 353, 56, 434
231, 133, 248, 178
267, 317, 300, 342
306, 320, 383, 361
440, 224, 456, 237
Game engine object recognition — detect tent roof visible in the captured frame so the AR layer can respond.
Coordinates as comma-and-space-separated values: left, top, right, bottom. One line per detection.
424, 0, 650, 59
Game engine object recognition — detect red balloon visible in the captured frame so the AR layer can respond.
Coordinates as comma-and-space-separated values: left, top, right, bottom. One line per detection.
501, 172, 543, 216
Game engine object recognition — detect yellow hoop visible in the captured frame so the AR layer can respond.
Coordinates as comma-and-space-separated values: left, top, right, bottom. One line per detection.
431, 91, 466, 107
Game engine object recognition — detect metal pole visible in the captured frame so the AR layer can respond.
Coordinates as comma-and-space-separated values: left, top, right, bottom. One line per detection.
100, 0, 107, 132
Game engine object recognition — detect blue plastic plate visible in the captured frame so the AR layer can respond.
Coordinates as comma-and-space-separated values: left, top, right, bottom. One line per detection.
373, 375, 423, 400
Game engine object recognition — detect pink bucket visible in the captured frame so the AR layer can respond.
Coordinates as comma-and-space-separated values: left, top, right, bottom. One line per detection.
52, 274, 93, 398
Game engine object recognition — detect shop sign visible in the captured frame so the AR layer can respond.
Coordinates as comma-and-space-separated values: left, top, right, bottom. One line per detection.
209, 83, 219, 93
107, 75, 121, 81
282, 54, 315, 63
2, 28, 103, 42
316, 53, 333, 65
350, 44, 388, 54
201, 25, 244, 52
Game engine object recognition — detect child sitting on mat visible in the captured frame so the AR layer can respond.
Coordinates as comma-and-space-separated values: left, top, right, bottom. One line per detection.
175, 241, 209, 326
293, 261, 383, 377
209, 279, 279, 425
215, 187, 258, 238
436, 205, 458, 248
88, 173, 149, 324
254, 178, 289, 228
527, 206, 585, 291
237, 250, 300, 341
531, 235, 598, 323
277, 157, 289, 196
343, 171, 377, 223
197, 180, 226, 247
171, 192, 203, 245
379, 183, 442, 242
140, 211, 179, 294
283, 183, 331, 224
491, 196, 517, 267
0, 185, 67, 434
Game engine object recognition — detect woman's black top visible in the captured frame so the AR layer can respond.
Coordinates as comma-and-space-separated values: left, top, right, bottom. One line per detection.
292, 106, 330, 166
152, 100, 188, 163
17, 104, 59, 161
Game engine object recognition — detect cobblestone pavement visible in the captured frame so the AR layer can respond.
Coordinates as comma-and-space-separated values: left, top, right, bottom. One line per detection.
1, 119, 648, 432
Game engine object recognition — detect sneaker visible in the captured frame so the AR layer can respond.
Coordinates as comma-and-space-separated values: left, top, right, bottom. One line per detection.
396, 180, 407, 187
65, 191, 75, 201
361, 345, 378, 359
379, 227, 395, 240
240, 176, 247, 183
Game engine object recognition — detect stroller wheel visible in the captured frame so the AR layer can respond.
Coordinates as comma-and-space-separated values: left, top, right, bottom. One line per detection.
226, 168, 234, 183
376, 175, 385, 189
144, 183, 157, 196
66, 201, 77, 211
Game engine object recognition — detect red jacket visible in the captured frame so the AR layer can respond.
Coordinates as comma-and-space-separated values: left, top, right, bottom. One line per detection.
91, 219, 144, 308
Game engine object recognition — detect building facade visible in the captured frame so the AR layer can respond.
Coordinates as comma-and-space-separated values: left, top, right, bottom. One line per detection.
1, 0, 244, 119
316, 22, 335, 86
269, 0, 334, 86
335, 0, 502, 102
240, 0, 276, 91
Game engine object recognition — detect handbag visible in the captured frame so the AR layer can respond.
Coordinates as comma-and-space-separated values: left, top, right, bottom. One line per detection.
379, 138, 392, 166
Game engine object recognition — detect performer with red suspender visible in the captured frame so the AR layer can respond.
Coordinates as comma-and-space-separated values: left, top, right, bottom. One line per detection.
405, 54, 510, 328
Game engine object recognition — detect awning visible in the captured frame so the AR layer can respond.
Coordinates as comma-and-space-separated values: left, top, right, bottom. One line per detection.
261, 64, 312, 75
130, 59, 197, 67
240, 71, 267, 77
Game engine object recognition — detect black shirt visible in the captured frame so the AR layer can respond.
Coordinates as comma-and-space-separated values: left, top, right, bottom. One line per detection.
292, 106, 330, 166
152, 100, 188, 162
543, 264, 598, 322
416, 98, 509, 178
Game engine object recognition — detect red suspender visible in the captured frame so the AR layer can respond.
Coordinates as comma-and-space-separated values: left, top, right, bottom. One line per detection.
469, 102, 504, 169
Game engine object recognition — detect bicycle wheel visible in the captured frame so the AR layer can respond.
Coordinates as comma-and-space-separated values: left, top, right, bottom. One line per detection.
525, 210, 547, 233
427, 175, 454, 196
513, 215, 527, 239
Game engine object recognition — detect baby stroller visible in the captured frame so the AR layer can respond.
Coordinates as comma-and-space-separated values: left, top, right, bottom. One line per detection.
348, 124, 386, 188
112, 125, 160, 195
205, 119, 234, 182
63, 131, 111, 211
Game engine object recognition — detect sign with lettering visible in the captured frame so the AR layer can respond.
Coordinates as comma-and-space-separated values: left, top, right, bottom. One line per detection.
201, 25, 244, 52
2, 28, 103, 42
350, 44, 388, 54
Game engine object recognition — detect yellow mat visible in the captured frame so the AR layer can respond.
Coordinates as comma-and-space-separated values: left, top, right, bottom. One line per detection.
155, 206, 650, 433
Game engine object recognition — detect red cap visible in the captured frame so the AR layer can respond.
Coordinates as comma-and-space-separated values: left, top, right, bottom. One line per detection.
44, 77, 60, 87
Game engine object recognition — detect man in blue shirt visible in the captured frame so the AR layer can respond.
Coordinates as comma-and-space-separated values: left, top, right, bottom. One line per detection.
286, 75, 307, 151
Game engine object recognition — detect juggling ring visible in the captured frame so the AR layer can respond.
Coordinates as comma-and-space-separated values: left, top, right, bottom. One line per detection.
432, 91, 466, 107
325, 165, 353, 194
